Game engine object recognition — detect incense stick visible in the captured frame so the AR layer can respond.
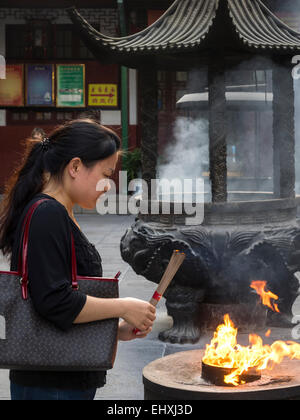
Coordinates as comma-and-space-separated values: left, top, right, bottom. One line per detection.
134, 250, 186, 334
149, 250, 185, 306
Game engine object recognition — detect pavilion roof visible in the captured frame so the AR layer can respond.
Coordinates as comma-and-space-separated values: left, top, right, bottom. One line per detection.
68, 0, 300, 68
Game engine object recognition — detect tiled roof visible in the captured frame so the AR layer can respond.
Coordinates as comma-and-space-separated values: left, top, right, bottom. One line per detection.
68, 0, 300, 65
229, 0, 300, 51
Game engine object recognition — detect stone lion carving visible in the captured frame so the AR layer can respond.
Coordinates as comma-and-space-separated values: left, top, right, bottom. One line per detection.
121, 220, 300, 344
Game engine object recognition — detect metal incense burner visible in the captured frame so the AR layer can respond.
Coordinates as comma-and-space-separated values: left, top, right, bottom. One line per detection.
143, 350, 300, 400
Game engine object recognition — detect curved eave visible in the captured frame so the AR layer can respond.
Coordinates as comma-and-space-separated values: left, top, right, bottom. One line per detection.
228, 0, 300, 54
67, 0, 218, 57
68, 0, 300, 65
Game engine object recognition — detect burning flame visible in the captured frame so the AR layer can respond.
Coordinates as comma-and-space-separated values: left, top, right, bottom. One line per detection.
202, 314, 300, 387
250, 281, 280, 313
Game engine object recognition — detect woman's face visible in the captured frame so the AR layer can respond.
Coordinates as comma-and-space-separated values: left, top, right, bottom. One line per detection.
67, 152, 119, 210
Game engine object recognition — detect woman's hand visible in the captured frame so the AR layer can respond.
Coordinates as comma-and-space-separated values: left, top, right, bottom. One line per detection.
120, 297, 156, 331
118, 320, 152, 341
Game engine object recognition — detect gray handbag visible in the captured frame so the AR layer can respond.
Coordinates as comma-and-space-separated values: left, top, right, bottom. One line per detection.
0, 198, 120, 371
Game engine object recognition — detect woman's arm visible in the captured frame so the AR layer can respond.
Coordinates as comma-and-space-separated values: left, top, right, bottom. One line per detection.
73, 296, 156, 332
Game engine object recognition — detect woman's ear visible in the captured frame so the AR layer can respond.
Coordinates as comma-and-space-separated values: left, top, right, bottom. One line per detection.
69, 157, 82, 178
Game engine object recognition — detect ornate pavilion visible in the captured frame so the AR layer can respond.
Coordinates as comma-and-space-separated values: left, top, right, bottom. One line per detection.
69, 0, 300, 201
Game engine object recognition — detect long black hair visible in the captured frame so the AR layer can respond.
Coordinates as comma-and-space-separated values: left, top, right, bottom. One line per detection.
0, 119, 121, 258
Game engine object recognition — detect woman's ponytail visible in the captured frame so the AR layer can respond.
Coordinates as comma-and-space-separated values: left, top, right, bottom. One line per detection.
0, 137, 48, 258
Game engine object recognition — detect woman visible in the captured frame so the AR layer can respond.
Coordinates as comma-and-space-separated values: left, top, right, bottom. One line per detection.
0, 119, 156, 400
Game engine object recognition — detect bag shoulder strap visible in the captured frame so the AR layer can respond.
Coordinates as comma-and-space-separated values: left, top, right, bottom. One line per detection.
18, 198, 78, 300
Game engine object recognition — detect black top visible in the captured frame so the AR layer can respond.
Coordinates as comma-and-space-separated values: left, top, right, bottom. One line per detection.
9, 193, 107, 391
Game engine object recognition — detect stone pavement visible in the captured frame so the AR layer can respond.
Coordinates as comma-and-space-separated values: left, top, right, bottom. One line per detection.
0, 214, 300, 400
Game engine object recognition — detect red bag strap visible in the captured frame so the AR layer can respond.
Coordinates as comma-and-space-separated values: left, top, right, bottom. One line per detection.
18, 198, 78, 299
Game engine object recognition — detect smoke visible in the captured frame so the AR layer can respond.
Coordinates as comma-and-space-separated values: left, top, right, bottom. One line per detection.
158, 117, 209, 182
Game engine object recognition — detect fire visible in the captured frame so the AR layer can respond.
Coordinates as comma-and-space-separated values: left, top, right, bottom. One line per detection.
202, 314, 300, 386
250, 280, 280, 313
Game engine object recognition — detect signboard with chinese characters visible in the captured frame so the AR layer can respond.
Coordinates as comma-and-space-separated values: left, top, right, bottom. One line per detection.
88, 84, 118, 107
56, 64, 85, 107
26, 64, 54, 106
0, 65, 24, 106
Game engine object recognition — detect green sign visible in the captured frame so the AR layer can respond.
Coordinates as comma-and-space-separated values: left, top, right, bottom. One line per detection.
56, 64, 85, 107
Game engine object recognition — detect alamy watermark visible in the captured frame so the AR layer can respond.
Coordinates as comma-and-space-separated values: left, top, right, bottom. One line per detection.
292, 55, 300, 80
96, 173, 205, 226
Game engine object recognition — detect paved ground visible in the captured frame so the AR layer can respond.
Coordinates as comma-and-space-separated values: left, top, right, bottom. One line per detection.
0, 214, 300, 400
